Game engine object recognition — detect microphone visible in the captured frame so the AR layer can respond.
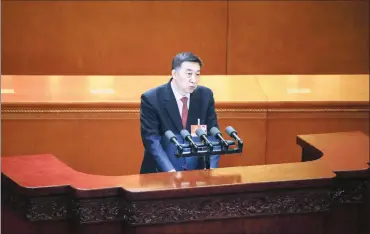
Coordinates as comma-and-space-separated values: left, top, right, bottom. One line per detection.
225, 126, 243, 145
210, 127, 229, 149
180, 129, 198, 152
165, 130, 183, 152
195, 128, 213, 151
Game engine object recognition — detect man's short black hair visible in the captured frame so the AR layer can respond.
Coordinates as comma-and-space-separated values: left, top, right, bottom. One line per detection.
171, 52, 203, 71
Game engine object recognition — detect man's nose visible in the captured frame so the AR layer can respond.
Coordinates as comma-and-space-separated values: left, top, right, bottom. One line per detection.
190, 75, 197, 83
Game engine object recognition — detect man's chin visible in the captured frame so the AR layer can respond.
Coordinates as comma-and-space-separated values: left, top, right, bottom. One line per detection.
188, 86, 197, 93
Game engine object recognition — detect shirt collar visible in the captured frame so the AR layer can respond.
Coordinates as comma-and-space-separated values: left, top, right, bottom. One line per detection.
170, 80, 190, 101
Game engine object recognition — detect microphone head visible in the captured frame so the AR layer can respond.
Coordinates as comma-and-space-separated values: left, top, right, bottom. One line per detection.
195, 128, 206, 137
210, 127, 221, 136
225, 126, 237, 136
164, 130, 176, 140
180, 129, 191, 138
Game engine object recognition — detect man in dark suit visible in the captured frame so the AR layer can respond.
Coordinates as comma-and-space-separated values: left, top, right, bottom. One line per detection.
140, 52, 220, 174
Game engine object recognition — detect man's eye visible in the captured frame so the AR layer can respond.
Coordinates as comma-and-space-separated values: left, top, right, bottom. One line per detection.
187, 73, 192, 76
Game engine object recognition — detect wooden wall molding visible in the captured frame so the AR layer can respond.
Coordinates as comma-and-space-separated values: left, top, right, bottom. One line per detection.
2, 107, 368, 120
1, 107, 269, 120
268, 109, 369, 119
268, 108, 369, 113
1, 108, 141, 120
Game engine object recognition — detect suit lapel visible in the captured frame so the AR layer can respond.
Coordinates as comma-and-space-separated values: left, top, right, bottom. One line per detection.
164, 80, 183, 132
187, 88, 202, 129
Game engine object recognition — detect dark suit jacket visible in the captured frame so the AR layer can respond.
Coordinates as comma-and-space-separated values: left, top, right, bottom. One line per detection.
140, 78, 220, 174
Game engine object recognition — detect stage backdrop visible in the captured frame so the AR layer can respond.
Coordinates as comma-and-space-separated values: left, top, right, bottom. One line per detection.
1, 0, 368, 75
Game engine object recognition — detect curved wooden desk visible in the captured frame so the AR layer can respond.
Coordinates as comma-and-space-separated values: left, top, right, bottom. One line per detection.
2, 132, 369, 234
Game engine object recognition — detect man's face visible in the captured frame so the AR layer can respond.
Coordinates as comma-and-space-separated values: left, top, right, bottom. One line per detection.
172, 61, 201, 95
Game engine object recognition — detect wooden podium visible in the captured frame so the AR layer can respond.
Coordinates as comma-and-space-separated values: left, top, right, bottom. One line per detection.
2, 132, 369, 234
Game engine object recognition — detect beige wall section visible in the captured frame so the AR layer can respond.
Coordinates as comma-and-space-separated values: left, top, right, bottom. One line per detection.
1, 1, 368, 75
256, 75, 370, 104
1, 1, 228, 75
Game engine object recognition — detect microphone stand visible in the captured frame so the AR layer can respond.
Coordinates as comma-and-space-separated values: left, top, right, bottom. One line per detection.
174, 138, 244, 170
204, 155, 210, 169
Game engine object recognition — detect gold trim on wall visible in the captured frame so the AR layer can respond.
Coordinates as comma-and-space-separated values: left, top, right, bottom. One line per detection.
2, 107, 368, 113
1, 107, 368, 120
1, 108, 268, 120
268, 108, 369, 113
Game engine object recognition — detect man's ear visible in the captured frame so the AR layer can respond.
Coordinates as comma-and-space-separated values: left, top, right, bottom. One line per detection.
171, 69, 176, 79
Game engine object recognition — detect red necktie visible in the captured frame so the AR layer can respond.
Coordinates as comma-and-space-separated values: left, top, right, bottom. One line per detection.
181, 97, 188, 129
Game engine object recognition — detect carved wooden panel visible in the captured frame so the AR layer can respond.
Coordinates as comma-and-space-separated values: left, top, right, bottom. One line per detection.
3, 179, 368, 225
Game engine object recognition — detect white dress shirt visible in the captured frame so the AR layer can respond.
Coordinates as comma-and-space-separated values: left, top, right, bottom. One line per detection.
170, 81, 190, 118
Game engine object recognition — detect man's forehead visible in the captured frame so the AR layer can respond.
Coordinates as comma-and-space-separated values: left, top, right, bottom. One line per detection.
180, 62, 200, 71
